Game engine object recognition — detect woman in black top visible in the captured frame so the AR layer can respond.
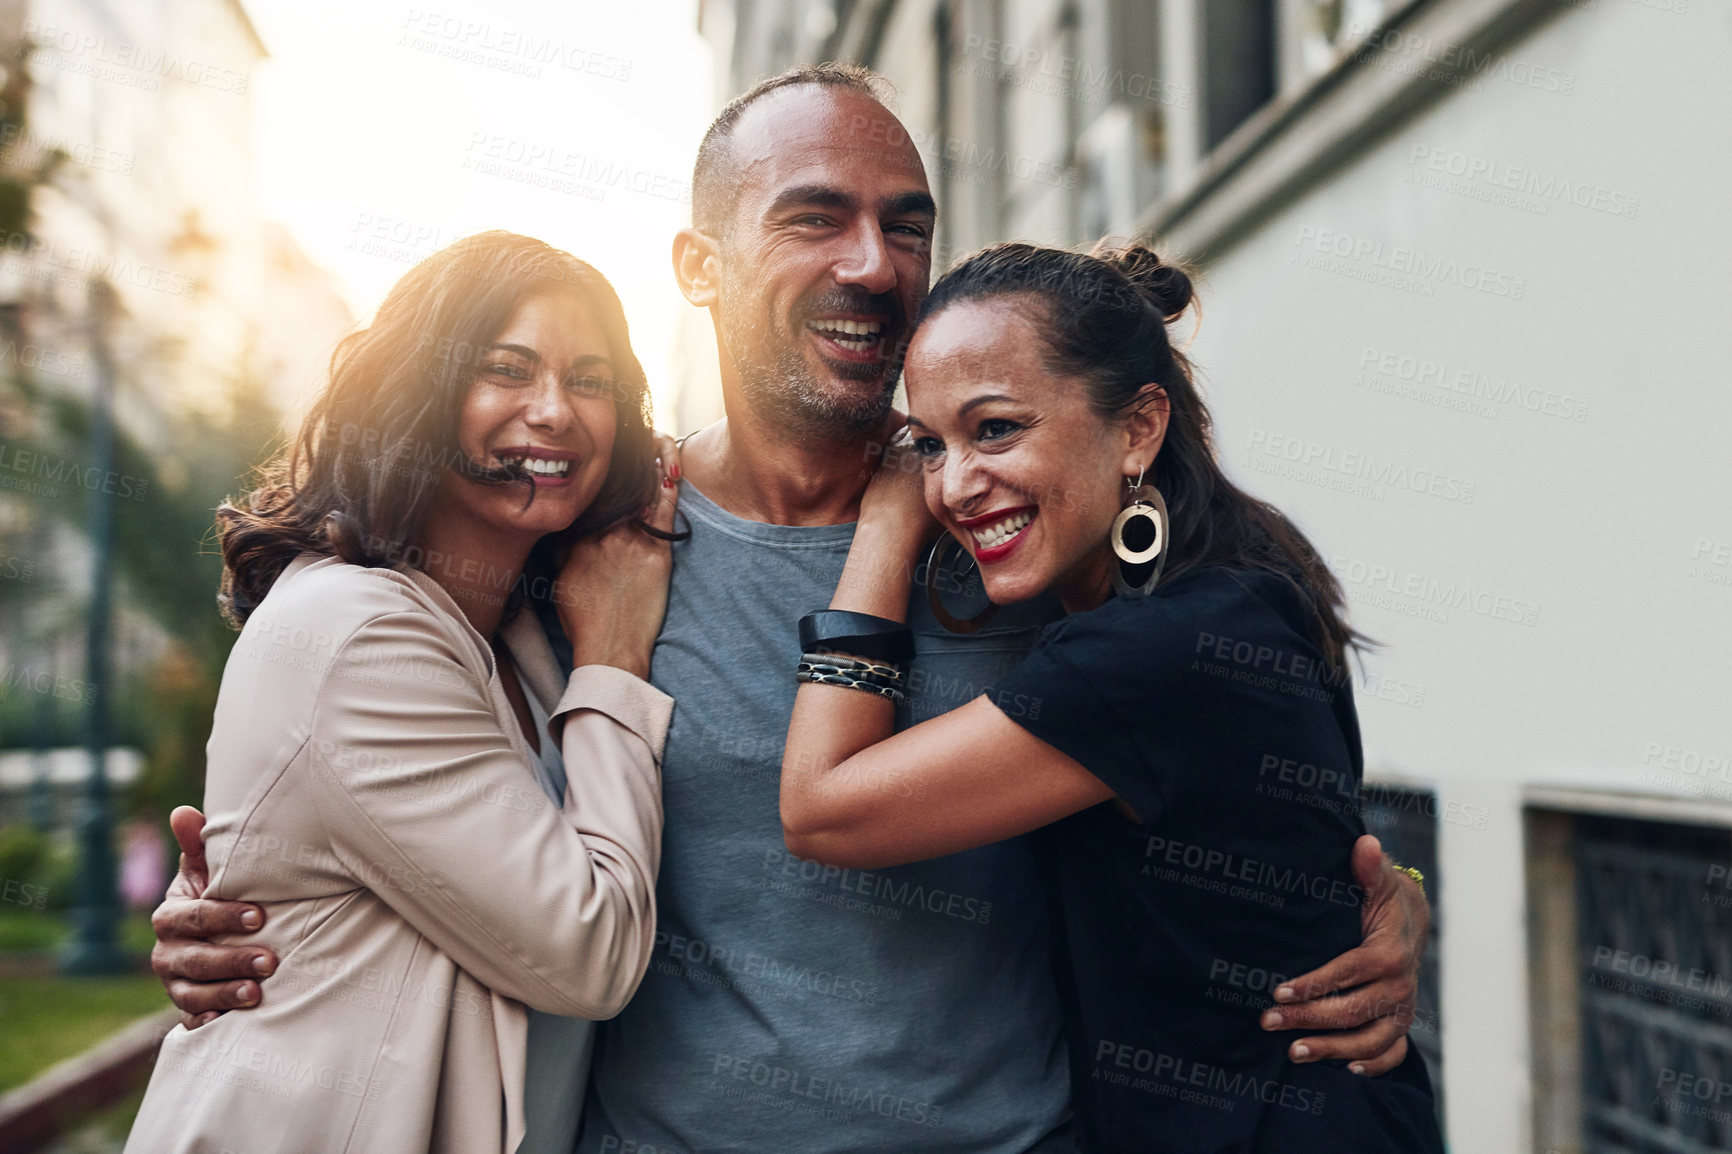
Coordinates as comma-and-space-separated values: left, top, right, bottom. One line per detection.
779, 241, 1444, 1153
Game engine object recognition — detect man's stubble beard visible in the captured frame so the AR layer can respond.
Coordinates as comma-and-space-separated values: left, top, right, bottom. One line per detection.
717, 274, 902, 446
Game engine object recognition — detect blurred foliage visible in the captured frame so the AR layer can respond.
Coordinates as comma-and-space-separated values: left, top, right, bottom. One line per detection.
0, 822, 49, 884
0, 42, 285, 828
0, 367, 283, 815
0, 823, 77, 913
0, 43, 68, 241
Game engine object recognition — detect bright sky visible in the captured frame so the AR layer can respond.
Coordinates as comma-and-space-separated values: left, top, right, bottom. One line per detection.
245, 0, 715, 426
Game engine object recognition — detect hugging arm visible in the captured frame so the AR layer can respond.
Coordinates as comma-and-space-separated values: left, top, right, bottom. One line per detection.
783, 662, 1429, 1074
150, 805, 275, 1027
779, 502, 1117, 870
152, 635, 669, 1024
783, 693, 1117, 869
1259, 837, 1430, 1074
153, 630, 669, 1024
782, 506, 1428, 1074
150, 463, 679, 1024
308, 611, 666, 1017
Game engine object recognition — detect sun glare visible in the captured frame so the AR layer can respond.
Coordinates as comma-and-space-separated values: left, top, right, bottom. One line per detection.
247, 0, 715, 430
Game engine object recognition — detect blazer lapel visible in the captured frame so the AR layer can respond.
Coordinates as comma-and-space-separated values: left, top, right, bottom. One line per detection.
500, 608, 564, 713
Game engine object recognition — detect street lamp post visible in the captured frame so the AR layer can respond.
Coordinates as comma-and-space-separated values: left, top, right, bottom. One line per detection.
26, 517, 58, 831
61, 280, 124, 976
26, 654, 56, 830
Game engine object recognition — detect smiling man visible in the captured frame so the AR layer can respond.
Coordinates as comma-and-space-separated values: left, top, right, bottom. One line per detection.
147, 64, 1431, 1154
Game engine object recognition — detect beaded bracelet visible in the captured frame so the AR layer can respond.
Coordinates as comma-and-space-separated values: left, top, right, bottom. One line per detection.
796, 668, 907, 705
799, 653, 906, 686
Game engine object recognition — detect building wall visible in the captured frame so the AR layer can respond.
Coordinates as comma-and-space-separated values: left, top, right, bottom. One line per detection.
1187, 6, 1730, 1145
12, 0, 270, 425
5, 0, 350, 421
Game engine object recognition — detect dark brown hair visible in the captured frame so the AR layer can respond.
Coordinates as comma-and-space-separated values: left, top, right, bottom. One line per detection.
217, 231, 657, 627
919, 239, 1365, 669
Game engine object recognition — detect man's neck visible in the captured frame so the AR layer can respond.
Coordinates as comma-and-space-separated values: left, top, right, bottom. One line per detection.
681, 403, 896, 528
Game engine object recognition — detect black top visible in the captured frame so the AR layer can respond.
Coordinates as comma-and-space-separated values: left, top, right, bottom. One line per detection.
996, 565, 1443, 1154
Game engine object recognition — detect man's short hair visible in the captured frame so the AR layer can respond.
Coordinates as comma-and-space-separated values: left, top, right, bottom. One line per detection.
692, 62, 895, 238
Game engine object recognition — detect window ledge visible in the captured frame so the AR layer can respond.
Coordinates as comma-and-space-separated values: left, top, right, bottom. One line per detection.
1525, 785, 1732, 830
1138, 0, 1575, 263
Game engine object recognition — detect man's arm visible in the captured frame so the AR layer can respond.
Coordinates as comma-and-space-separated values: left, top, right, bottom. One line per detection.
149, 806, 277, 1028
1259, 835, 1430, 1075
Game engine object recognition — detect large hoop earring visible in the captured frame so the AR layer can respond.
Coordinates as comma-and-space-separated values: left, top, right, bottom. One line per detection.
1111, 470, 1169, 597
925, 534, 999, 634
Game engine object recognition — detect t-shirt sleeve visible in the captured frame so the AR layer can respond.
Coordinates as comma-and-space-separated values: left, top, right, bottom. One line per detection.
992, 592, 1189, 825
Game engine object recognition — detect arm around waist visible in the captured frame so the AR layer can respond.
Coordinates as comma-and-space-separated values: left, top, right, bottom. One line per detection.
307, 609, 668, 1016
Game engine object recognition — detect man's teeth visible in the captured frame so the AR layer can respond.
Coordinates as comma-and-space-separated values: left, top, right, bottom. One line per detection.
807, 319, 884, 348
501, 456, 571, 477
973, 511, 1033, 549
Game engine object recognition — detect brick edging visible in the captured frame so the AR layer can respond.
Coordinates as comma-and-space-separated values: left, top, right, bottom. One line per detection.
0, 1006, 178, 1153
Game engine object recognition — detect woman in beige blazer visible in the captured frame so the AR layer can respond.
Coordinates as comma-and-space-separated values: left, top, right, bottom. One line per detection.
124, 232, 678, 1154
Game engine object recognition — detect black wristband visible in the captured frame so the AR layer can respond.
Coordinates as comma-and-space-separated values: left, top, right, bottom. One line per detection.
798, 610, 915, 664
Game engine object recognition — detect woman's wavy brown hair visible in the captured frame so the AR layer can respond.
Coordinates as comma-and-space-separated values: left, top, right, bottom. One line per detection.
217, 231, 657, 627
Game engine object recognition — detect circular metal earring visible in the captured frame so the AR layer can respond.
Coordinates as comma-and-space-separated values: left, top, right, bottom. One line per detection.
925, 534, 1000, 634
1111, 467, 1169, 597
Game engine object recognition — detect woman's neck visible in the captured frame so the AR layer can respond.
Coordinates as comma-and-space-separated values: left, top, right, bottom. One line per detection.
1053, 545, 1116, 615
413, 513, 533, 639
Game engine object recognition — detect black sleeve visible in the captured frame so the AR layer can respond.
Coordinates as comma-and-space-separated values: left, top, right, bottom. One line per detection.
992, 591, 1189, 826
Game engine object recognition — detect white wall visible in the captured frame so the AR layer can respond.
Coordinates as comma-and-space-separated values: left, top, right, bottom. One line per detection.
1181, 3, 1732, 1149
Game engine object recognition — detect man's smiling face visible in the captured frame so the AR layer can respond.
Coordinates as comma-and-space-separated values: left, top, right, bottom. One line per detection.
711, 84, 935, 441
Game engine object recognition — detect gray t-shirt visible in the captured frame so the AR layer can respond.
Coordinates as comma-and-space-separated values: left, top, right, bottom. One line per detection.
570, 481, 1072, 1154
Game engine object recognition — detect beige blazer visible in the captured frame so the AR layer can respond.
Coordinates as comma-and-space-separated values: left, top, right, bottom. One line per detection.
124, 555, 670, 1154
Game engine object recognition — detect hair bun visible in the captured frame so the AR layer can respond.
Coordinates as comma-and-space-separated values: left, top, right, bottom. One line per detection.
1091, 239, 1194, 322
